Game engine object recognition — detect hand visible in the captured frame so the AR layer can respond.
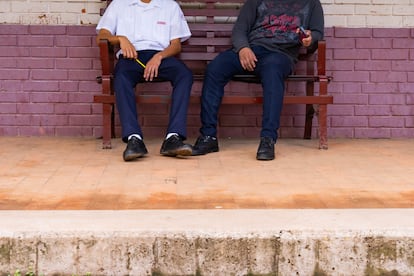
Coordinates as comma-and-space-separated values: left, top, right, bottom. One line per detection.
143, 53, 162, 81
297, 28, 312, 47
118, 36, 137, 59
239, 47, 257, 71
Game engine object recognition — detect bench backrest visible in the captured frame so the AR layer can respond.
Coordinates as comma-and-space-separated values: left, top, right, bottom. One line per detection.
99, 0, 319, 77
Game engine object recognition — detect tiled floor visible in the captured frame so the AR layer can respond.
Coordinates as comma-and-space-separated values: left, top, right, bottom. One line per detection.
0, 136, 413, 210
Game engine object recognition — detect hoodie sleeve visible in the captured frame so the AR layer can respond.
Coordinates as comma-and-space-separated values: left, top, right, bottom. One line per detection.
308, 0, 324, 43
231, 0, 259, 52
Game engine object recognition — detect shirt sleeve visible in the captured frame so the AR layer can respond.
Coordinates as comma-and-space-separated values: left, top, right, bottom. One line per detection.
96, 0, 118, 34
231, 0, 258, 52
309, 0, 324, 43
170, 2, 192, 42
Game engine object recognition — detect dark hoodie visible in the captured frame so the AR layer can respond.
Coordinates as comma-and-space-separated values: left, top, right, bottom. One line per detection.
231, 0, 324, 63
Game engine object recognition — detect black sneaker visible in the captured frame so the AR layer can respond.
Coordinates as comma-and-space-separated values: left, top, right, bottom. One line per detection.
192, 135, 219, 156
256, 137, 275, 161
123, 136, 148, 161
160, 134, 193, 157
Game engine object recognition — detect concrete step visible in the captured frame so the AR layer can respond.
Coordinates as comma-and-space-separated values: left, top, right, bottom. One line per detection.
1, 209, 414, 275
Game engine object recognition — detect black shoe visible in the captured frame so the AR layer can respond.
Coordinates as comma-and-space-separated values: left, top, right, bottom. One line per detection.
192, 135, 219, 156
256, 137, 275, 161
123, 136, 148, 161
160, 134, 193, 157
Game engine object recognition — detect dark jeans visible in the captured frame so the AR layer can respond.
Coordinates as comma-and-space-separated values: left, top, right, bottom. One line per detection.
199, 46, 293, 141
114, 50, 193, 142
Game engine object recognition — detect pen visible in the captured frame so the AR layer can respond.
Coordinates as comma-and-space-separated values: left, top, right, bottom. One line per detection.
135, 58, 146, 68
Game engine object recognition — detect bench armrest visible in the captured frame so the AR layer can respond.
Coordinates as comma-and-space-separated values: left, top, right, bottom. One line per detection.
98, 39, 116, 77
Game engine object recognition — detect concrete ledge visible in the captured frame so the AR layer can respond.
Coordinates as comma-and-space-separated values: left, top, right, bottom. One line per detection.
1, 209, 414, 275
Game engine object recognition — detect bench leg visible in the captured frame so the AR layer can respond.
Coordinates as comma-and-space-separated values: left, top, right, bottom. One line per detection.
101, 103, 113, 149
318, 104, 328, 150
304, 104, 314, 139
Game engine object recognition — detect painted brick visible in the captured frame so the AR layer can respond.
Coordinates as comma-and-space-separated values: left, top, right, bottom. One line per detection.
405, 117, 414, 127
29, 25, 67, 35
368, 94, 406, 105
67, 26, 96, 36
393, 38, 414, 49
327, 38, 355, 49
19, 126, 55, 136
329, 105, 355, 115
342, 83, 362, 93
355, 60, 391, 71
78, 82, 101, 93
333, 49, 371, 60
334, 28, 372, 38
332, 71, 370, 82
54, 103, 92, 115
327, 60, 355, 71
0, 58, 18, 68
30, 92, 68, 103
369, 116, 405, 127
330, 94, 368, 105
69, 115, 102, 126
328, 128, 355, 138
0, 114, 30, 125
391, 128, 414, 137
17, 103, 55, 114
355, 38, 392, 49
0, 69, 29, 80
0, 126, 18, 136
31, 69, 68, 80
59, 81, 79, 92
0, 25, 28, 35
391, 106, 414, 116
68, 92, 94, 103
23, 81, 60, 92
371, 49, 409, 60
0, 35, 17, 46
0, 46, 30, 57
392, 60, 414, 71
68, 69, 103, 81
331, 116, 369, 127
18, 35, 54, 46
373, 28, 411, 38
355, 105, 391, 116
219, 115, 257, 127
55, 36, 92, 47
0, 104, 17, 114
354, 128, 391, 138
30, 115, 68, 126
361, 83, 400, 93
143, 115, 170, 126
16, 58, 54, 69
370, 71, 407, 83
398, 83, 414, 93
30, 47, 67, 58
408, 72, 414, 81
55, 58, 93, 69
68, 47, 99, 58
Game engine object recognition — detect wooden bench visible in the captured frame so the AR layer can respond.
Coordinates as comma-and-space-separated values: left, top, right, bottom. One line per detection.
95, 0, 333, 149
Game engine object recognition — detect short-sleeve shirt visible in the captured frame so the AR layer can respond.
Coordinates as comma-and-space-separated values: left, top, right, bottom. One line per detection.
96, 0, 191, 51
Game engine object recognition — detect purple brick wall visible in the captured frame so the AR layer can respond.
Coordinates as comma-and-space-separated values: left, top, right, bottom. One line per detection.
0, 25, 413, 139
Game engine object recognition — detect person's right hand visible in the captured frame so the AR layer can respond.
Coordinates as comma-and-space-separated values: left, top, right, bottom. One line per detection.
118, 36, 137, 59
238, 47, 257, 71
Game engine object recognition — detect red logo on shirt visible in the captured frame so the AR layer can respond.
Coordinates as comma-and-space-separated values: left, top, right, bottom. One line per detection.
157, 21, 166, 25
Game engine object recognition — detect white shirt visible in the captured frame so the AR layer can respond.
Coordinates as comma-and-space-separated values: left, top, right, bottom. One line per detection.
96, 0, 191, 51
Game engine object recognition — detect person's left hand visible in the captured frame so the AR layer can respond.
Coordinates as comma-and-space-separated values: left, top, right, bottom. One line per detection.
144, 53, 162, 81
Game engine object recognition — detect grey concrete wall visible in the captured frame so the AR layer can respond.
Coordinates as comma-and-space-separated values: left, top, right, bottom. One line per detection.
1, 210, 414, 275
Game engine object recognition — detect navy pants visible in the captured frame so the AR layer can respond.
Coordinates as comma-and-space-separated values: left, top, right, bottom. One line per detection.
114, 50, 193, 142
199, 46, 293, 141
